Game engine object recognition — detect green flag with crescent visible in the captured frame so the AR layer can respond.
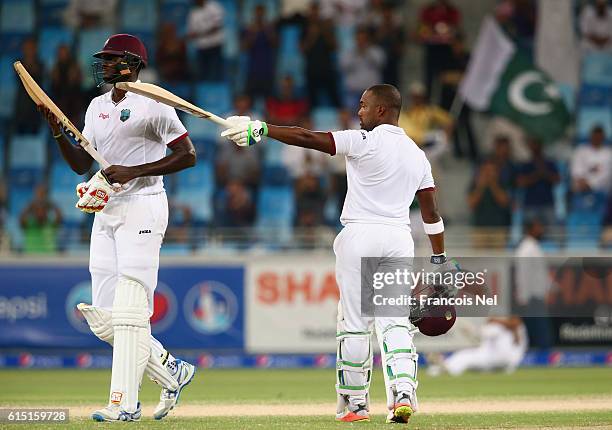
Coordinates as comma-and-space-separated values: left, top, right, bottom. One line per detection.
489, 52, 570, 142
459, 16, 571, 143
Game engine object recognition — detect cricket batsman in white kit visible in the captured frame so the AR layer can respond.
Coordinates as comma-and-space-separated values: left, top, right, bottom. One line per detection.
39, 34, 197, 421
221, 84, 447, 424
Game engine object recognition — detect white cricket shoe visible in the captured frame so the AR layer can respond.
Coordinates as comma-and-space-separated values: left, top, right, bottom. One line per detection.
91, 402, 141, 422
153, 359, 196, 420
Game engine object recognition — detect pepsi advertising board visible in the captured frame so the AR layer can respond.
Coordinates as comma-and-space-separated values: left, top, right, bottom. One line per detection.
0, 265, 245, 350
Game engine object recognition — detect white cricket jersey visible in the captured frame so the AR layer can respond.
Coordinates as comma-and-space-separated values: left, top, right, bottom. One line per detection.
331, 124, 435, 227
82, 89, 188, 196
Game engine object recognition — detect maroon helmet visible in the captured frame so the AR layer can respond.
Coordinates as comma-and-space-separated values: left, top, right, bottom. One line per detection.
94, 33, 148, 66
413, 304, 456, 336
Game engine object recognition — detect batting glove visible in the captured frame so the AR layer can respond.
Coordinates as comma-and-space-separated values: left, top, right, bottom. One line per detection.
76, 170, 116, 213
221, 119, 268, 147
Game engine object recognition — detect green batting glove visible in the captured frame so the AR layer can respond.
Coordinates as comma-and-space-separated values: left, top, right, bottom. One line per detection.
246, 120, 268, 146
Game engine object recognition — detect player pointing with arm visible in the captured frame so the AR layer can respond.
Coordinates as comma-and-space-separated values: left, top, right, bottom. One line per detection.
221, 84, 446, 424
38, 34, 197, 421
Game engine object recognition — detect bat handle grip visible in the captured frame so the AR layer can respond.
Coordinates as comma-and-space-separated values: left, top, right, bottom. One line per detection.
207, 114, 234, 129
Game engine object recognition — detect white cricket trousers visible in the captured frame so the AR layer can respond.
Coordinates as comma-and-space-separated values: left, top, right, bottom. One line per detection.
89, 192, 168, 315
333, 222, 415, 337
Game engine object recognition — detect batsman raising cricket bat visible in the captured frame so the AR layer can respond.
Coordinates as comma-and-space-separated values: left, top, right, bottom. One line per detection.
30, 33, 209, 421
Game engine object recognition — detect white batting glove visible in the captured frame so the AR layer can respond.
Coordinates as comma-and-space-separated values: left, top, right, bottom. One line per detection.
76, 182, 89, 199
76, 170, 116, 213
221, 119, 268, 147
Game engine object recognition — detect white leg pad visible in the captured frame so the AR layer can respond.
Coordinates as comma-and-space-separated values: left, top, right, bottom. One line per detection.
78, 304, 114, 344
336, 331, 372, 411
380, 324, 418, 411
148, 339, 179, 391
110, 278, 151, 413
78, 304, 179, 392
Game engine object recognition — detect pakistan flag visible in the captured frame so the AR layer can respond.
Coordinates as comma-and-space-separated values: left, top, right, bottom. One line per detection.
459, 17, 570, 143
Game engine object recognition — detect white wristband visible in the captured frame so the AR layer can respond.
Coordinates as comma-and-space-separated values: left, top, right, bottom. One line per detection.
423, 218, 444, 235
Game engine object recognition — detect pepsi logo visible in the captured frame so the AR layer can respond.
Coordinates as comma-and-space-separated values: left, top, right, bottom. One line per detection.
65, 282, 93, 334
150, 282, 177, 334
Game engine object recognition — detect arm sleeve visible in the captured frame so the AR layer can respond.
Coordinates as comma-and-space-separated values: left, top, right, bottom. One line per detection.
150, 103, 188, 147
418, 155, 435, 191
330, 129, 369, 159
81, 101, 96, 149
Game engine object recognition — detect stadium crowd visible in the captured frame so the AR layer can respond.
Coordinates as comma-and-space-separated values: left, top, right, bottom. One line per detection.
0, 0, 611, 253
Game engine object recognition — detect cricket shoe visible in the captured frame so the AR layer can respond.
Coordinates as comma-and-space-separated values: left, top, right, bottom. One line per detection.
386, 392, 415, 424
91, 402, 141, 422
336, 403, 370, 423
153, 359, 196, 420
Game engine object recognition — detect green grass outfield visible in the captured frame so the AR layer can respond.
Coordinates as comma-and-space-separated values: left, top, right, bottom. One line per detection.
0, 367, 611, 429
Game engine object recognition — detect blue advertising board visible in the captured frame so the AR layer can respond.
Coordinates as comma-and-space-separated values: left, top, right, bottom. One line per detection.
0, 265, 245, 350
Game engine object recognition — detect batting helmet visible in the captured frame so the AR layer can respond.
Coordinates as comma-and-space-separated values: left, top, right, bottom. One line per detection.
412, 304, 456, 336
409, 282, 457, 336
93, 34, 148, 66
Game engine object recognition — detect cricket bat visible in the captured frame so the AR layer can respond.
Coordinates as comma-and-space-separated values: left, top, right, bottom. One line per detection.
13, 61, 111, 169
115, 81, 233, 128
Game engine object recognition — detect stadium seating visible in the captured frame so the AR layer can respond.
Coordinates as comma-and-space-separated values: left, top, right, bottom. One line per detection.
49, 162, 86, 225
39, 0, 69, 27
0, 55, 17, 119
582, 53, 612, 88
38, 27, 74, 71
0, 135, 5, 175
121, 0, 158, 34
576, 107, 612, 142
313, 107, 340, 131
566, 211, 603, 250
77, 28, 113, 89
9, 134, 46, 169
5, 0, 35, 33
160, 0, 191, 35
174, 161, 214, 224
256, 185, 294, 245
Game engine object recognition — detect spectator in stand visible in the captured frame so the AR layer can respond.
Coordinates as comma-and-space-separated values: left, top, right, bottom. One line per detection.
372, 3, 404, 87
187, 0, 225, 81
157, 22, 188, 82
571, 125, 612, 195
215, 179, 255, 229
491, 135, 518, 190
579, 0, 612, 53
266, 76, 309, 126
64, 0, 117, 29
14, 38, 44, 134
301, 2, 341, 108
398, 82, 453, 162
19, 184, 62, 254
51, 44, 84, 129
514, 218, 553, 349
468, 137, 516, 246
295, 171, 326, 247
438, 33, 477, 160
320, 0, 368, 27
602, 196, 612, 248
340, 28, 386, 109
416, 0, 462, 98
216, 113, 261, 190
495, 0, 536, 49
282, 117, 329, 180
166, 199, 193, 244
516, 137, 560, 227
241, 4, 278, 102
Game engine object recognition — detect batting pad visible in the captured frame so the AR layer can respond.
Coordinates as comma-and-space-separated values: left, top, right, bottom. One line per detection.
378, 324, 419, 411
110, 278, 151, 413
78, 304, 178, 392
335, 329, 373, 412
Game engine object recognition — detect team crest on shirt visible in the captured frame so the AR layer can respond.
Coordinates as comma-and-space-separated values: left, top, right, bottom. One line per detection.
120, 109, 131, 122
